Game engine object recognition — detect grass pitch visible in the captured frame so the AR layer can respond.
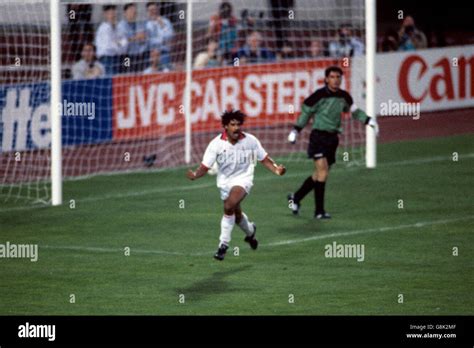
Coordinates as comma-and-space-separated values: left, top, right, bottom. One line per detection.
0, 134, 473, 315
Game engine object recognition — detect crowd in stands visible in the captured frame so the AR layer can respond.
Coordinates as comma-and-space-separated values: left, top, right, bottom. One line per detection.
72, 2, 174, 79
380, 15, 427, 52
70, 2, 430, 79
93, 3, 173, 75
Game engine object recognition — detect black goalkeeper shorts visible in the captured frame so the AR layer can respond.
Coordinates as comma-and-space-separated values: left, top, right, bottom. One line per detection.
307, 129, 339, 165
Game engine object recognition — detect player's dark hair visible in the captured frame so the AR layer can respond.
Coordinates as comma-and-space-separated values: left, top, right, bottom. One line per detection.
221, 110, 245, 127
103, 5, 116, 12
325, 66, 343, 77
124, 3, 135, 11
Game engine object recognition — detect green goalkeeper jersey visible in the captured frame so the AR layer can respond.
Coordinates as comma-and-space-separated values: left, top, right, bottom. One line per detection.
294, 86, 369, 133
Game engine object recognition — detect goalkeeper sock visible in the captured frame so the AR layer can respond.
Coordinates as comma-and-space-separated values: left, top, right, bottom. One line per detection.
237, 212, 255, 237
294, 176, 315, 203
314, 181, 326, 214
219, 214, 235, 247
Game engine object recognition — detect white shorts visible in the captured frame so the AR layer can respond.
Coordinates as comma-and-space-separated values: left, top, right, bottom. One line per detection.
218, 180, 253, 201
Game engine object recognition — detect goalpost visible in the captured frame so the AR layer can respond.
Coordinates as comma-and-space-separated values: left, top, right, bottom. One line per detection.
51, 0, 62, 206
365, 0, 376, 168
0, 0, 376, 207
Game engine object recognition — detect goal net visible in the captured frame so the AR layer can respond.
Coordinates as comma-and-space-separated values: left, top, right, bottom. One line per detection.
0, 0, 371, 206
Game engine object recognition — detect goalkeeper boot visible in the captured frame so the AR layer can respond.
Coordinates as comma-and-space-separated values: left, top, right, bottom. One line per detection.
314, 211, 331, 219
214, 244, 228, 261
244, 224, 258, 250
287, 193, 300, 215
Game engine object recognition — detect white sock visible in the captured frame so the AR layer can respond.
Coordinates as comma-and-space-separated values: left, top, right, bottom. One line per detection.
237, 212, 255, 237
219, 214, 235, 247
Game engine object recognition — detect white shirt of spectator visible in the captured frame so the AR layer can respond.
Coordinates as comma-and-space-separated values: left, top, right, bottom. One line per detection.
117, 20, 147, 55
95, 22, 128, 57
146, 17, 174, 50
329, 37, 365, 57
201, 131, 268, 189
72, 59, 106, 80
350, 37, 365, 56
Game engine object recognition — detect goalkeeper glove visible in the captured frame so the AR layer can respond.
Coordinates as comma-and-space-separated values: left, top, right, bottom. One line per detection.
367, 117, 379, 137
288, 129, 298, 144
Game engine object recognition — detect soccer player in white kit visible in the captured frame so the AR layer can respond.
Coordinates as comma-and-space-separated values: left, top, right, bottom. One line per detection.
187, 110, 286, 261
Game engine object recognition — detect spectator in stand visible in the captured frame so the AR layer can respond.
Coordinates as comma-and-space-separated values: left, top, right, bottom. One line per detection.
306, 39, 324, 58
277, 40, 297, 60
238, 9, 264, 34
143, 49, 169, 74
269, 0, 294, 51
194, 39, 221, 69
146, 2, 174, 70
236, 30, 276, 65
72, 43, 105, 79
381, 29, 399, 52
238, 9, 258, 33
95, 5, 128, 75
328, 24, 365, 57
208, 2, 238, 65
118, 3, 148, 72
66, 4, 94, 62
398, 15, 427, 51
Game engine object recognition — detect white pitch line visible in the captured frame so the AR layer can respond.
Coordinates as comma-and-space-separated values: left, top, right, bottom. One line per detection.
1, 153, 473, 214
265, 215, 474, 247
40, 215, 474, 257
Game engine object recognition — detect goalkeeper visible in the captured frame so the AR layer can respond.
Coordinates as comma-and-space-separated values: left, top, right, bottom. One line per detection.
287, 66, 379, 219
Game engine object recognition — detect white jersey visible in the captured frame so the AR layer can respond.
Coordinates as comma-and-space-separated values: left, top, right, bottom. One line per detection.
201, 131, 268, 190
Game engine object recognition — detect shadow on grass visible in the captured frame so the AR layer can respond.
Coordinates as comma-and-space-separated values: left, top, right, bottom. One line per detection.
176, 264, 253, 301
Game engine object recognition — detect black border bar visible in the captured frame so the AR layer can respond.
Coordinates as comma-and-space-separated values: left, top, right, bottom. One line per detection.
0, 315, 472, 345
